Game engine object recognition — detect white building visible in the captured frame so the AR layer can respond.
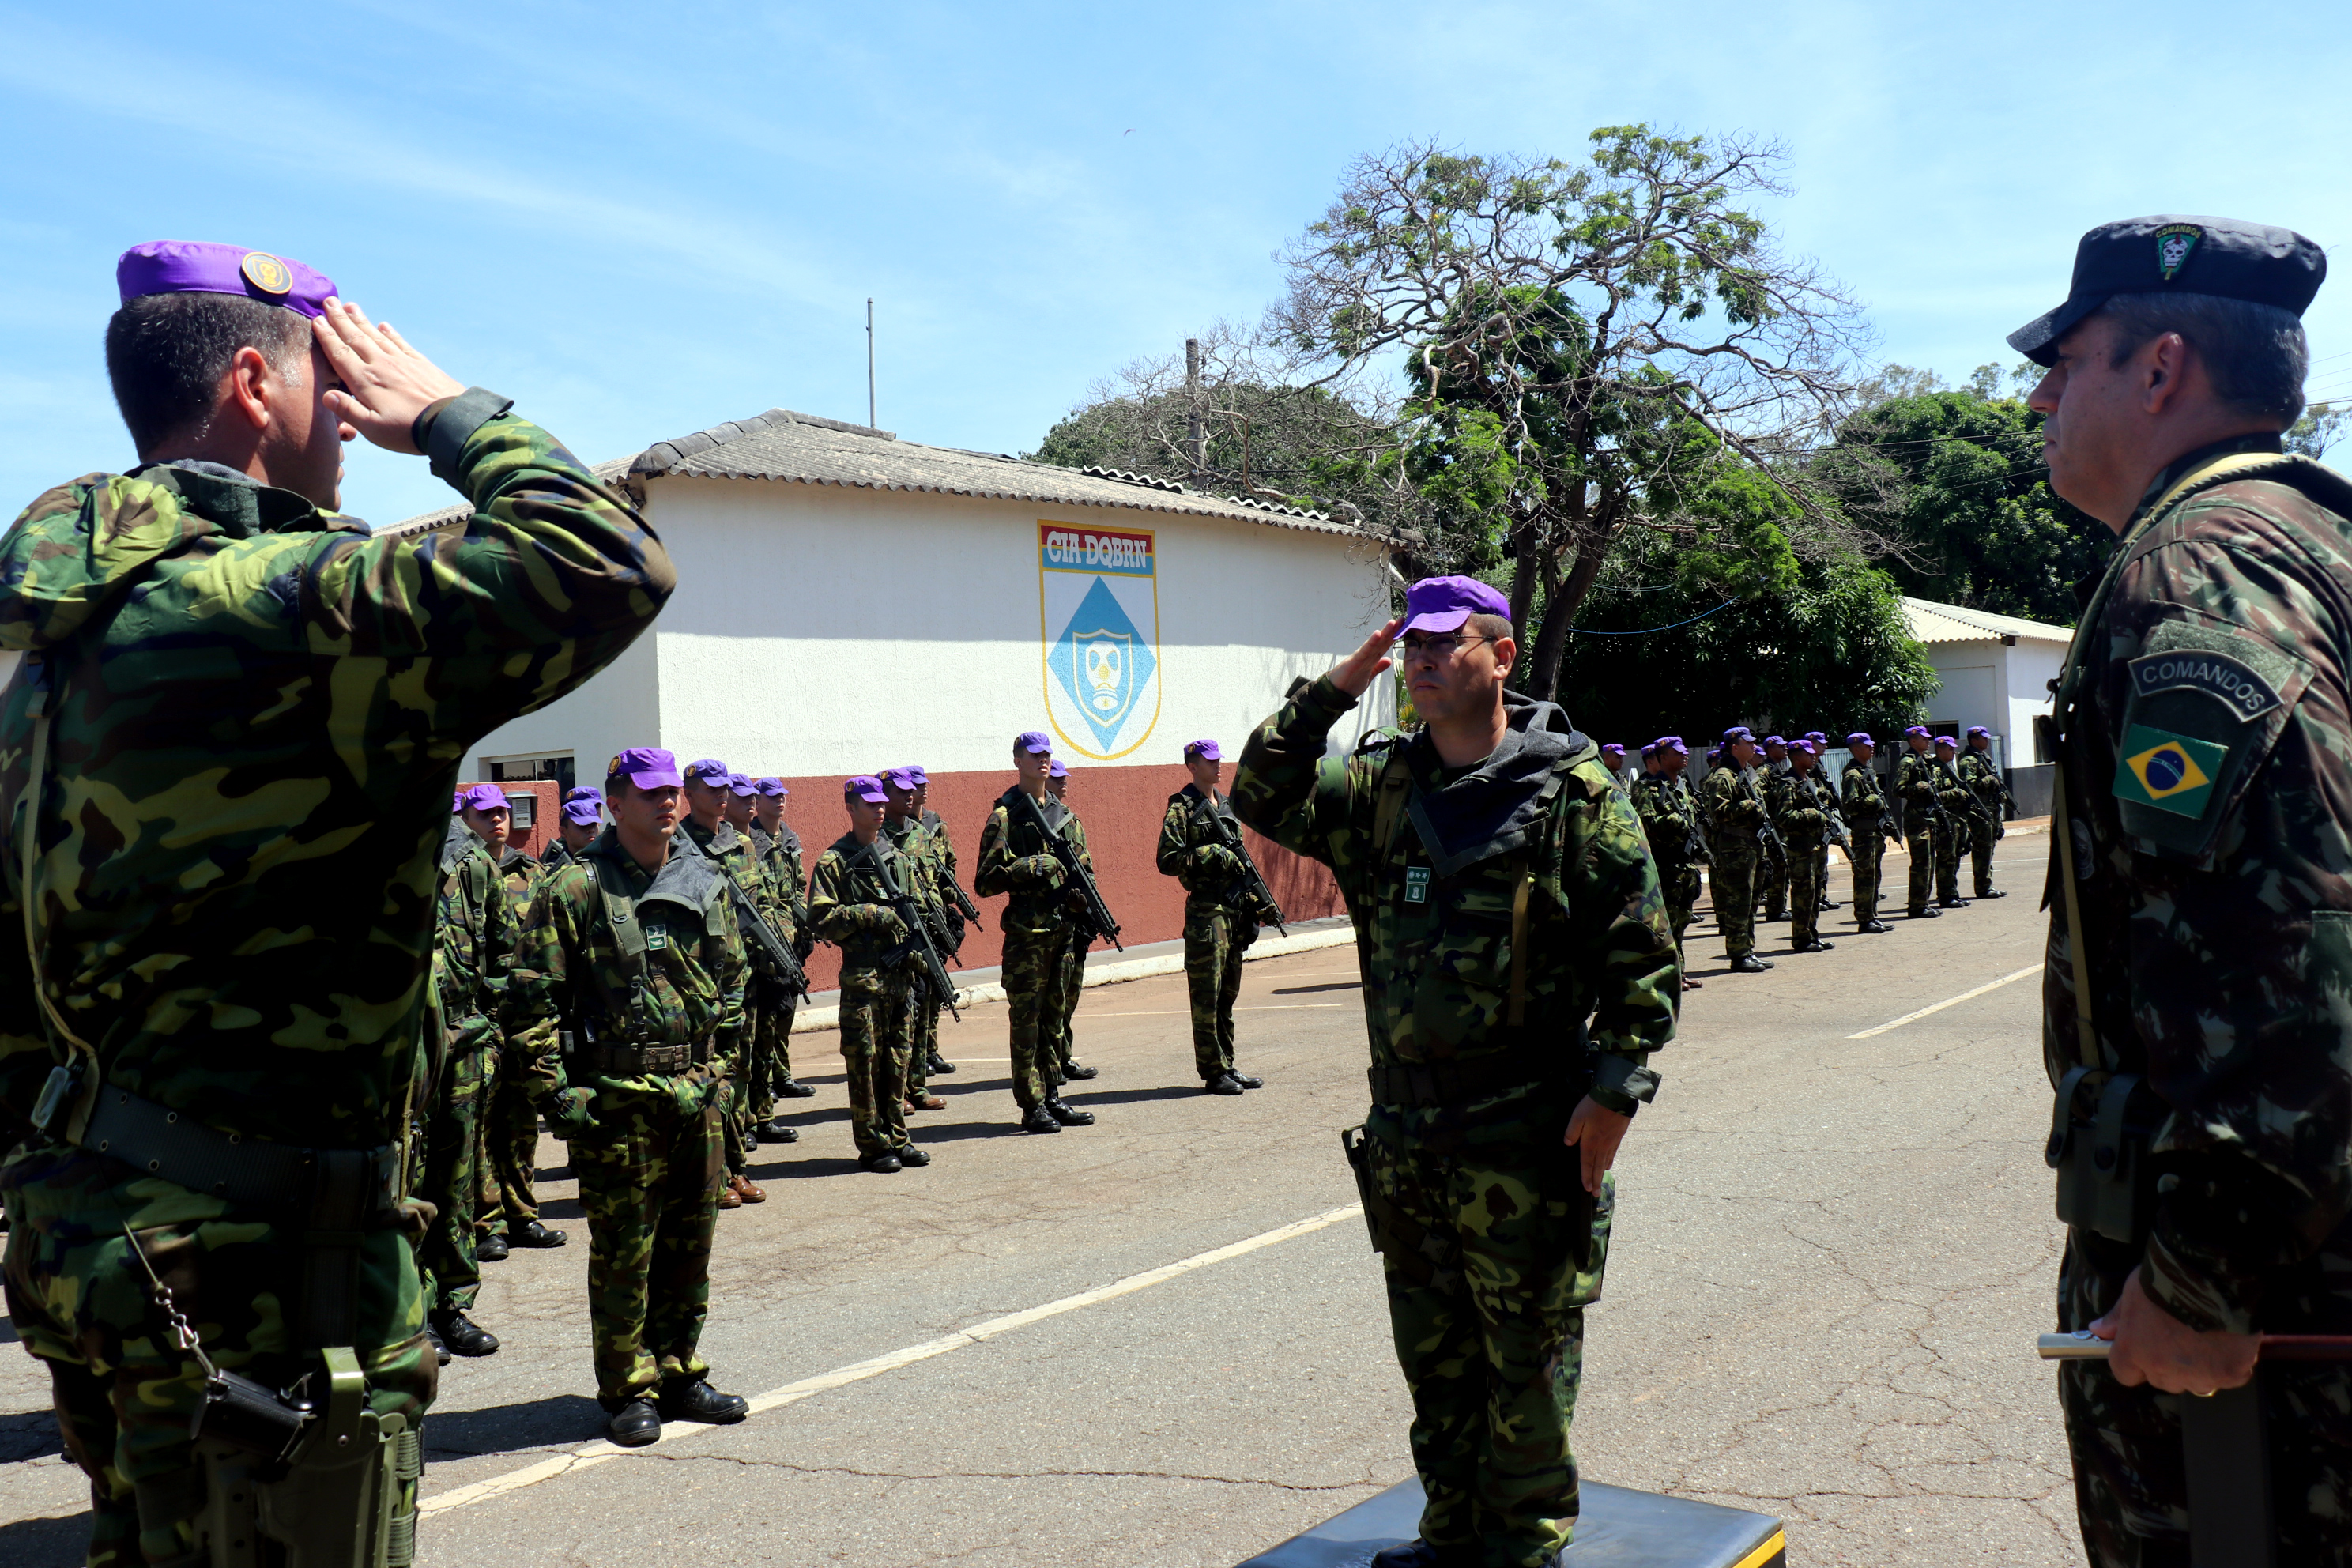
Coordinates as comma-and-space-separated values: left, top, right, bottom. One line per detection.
1902, 595, 2072, 812
394, 408, 1399, 984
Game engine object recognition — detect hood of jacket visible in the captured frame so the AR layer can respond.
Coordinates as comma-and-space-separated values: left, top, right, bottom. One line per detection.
1406, 691, 1593, 877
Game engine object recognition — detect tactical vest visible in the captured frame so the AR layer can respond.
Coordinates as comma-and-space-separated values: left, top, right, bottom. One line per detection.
567, 842, 726, 1076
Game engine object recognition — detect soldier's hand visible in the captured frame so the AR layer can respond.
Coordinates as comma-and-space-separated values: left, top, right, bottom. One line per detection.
1563, 1095, 1630, 1193
544, 1086, 599, 1138
313, 299, 467, 454
2090, 1267, 2259, 1396
1329, 616, 1405, 698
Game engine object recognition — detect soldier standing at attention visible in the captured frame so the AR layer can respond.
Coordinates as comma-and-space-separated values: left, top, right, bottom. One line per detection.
1701, 728, 1773, 973
1928, 734, 1973, 910
676, 760, 765, 1208
1756, 735, 1792, 922
1042, 760, 1099, 1085
1894, 726, 1946, 920
1838, 734, 1894, 934
469, 787, 564, 1261
808, 777, 933, 1171
1767, 741, 1834, 954
543, 788, 603, 870
975, 734, 1098, 1133
1804, 731, 1840, 911
2006, 215, 2350, 1562
1955, 726, 2015, 899
880, 768, 952, 1114
748, 778, 812, 1140
513, 749, 749, 1447
898, 767, 966, 1088
1156, 739, 1271, 1093
716, 772, 778, 1170
1231, 574, 1677, 1568
1600, 742, 1627, 790
0, 243, 672, 1562
1630, 737, 1703, 991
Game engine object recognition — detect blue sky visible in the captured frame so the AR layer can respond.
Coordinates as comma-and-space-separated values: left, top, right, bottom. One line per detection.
3, 0, 2346, 525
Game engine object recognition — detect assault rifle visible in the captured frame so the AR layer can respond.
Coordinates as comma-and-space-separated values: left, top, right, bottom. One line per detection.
1195, 793, 1287, 939
855, 840, 962, 1022
1737, 769, 1787, 878
675, 827, 808, 1001
1010, 789, 1123, 951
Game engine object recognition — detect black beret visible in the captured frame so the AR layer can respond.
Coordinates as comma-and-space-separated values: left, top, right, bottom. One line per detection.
2007, 216, 2326, 365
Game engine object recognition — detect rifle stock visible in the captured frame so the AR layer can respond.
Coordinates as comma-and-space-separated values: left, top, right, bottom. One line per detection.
677, 829, 809, 1000
1199, 793, 1287, 938
858, 842, 963, 1022
1012, 790, 1122, 951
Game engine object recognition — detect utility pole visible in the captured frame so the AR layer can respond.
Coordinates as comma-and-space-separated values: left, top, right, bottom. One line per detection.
866, 299, 876, 429
1185, 337, 1205, 481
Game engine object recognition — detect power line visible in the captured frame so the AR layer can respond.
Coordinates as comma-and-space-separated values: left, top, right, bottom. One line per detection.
1570, 597, 1746, 636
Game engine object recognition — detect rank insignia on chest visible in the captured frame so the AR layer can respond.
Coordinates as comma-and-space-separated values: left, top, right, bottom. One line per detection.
2113, 724, 2228, 818
646, 929, 671, 952
1404, 866, 1430, 904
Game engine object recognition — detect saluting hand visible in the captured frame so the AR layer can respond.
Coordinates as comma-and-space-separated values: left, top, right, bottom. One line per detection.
313, 298, 468, 454
1329, 617, 1405, 699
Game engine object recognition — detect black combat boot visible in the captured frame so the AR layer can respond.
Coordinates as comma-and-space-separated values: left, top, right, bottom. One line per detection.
896, 1145, 933, 1167
756, 1118, 800, 1144
1060, 1061, 1099, 1080
1909, 905, 1941, 918
475, 1233, 510, 1263
1046, 1097, 1095, 1126
1021, 1105, 1062, 1133
424, 1320, 452, 1367
775, 1078, 816, 1099
1860, 919, 1892, 934
1728, 954, 1773, 974
860, 1151, 903, 1173
511, 1219, 567, 1248
607, 1398, 660, 1447
430, 1310, 499, 1357
927, 1054, 956, 1076
1205, 1072, 1245, 1095
658, 1379, 748, 1425
1229, 1070, 1264, 1089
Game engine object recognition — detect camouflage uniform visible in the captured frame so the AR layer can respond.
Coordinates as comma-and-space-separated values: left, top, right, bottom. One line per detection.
2037, 442, 2352, 1563
1766, 767, 1831, 948
0, 413, 669, 1564
1042, 805, 1093, 1078
1839, 759, 1892, 925
1698, 764, 1768, 959
421, 821, 513, 1314
881, 813, 950, 1100
481, 844, 545, 1242
1758, 754, 1792, 920
919, 808, 969, 1072
1155, 783, 1267, 1081
810, 831, 922, 1157
975, 786, 1089, 1110
748, 820, 808, 1118
1629, 774, 1702, 974
1954, 745, 2011, 896
678, 817, 763, 1181
511, 829, 744, 1405
1233, 679, 1677, 1567
1929, 756, 1972, 902
1894, 749, 1943, 913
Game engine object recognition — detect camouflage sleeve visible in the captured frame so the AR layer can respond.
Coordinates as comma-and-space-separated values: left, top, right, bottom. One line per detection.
1230, 674, 1366, 873
974, 806, 1021, 898
809, 850, 900, 944
477, 859, 522, 1031
299, 415, 674, 741
1154, 800, 1192, 881
1896, 756, 1936, 805
1703, 768, 1762, 828
1067, 814, 1094, 875
707, 880, 748, 1072
1556, 763, 1678, 1112
510, 863, 590, 1104
0, 847, 44, 1129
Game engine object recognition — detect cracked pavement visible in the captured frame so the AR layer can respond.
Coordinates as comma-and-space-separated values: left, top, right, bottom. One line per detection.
0, 835, 2081, 1566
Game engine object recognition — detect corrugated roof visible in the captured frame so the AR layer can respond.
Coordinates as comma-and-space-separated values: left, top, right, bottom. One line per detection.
1902, 595, 2072, 646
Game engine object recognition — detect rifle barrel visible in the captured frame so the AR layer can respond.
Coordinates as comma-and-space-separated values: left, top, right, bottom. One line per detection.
2039, 1330, 2352, 1362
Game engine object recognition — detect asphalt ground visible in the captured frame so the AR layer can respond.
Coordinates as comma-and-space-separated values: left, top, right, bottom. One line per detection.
0, 827, 2083, 1566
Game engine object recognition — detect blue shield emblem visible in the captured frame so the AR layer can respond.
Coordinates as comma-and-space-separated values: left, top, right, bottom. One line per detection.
1048, 575, 1157, 753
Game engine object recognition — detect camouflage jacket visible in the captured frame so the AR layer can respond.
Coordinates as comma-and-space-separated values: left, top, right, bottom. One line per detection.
1699, 762, 1767, 843
435, 820, 514, 1029
920, 808, 970, 910
1231, 677, 1676, 1133
496, 846, 546, 1028
1840, 758, 1891, 824
1930, 756, 1975, 814
1766, 768, 1833, 848
1155, 783, 1259, 912
1894, 750, 1943, 824
0, 417, 671, 1148
974, 786, 1089, 935
2046, 440, 2352, 1334
809, 830, 918, 969
540, 837, 580, 873
749, 822, 805, 947
883, 816, 945, 912
1954, 746, 2011, 812
1630, 773, 1703, 871
510, 829, 745, 1108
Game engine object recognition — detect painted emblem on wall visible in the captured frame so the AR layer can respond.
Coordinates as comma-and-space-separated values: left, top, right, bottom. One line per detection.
1039, 522, 1161, 758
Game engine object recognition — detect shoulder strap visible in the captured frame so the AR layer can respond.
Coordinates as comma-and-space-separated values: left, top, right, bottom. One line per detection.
17, 660, 103, 1142
1370, 746, 1413, 861
585, 851, 650, 982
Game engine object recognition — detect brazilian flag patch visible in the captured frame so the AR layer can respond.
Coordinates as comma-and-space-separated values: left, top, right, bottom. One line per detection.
2113, 724, 2230, 818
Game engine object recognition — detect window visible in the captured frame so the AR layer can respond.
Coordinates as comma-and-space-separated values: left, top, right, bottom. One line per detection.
488, 755, 575, 793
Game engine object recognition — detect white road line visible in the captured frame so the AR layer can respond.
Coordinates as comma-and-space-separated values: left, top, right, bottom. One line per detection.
419, 1202, 1366, 1517
1845, 963, 2041, 1038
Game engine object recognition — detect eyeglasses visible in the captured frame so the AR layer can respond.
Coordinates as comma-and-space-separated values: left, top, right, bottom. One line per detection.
1399, 633, 1490, 660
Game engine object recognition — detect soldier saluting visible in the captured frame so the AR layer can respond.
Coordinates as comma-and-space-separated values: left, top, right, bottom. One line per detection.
1231, 575, 1677, 1568
2015, 216, 2352, 1562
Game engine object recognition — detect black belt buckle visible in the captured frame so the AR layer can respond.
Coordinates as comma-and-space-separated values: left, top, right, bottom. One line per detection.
31, 1061, 83, 1135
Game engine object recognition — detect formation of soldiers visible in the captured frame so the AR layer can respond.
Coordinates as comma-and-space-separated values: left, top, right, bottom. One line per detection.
1624, 722, 2017, 978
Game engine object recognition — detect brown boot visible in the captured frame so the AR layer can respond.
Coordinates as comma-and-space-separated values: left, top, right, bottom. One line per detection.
907, 1093, 946, 1111
732, 1174, 766, 1204
717, 1182, 742, 1210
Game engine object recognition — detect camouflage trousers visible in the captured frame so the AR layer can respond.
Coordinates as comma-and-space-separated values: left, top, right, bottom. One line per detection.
1848, 830, 1884, 922
2058, 1229, 2352, 1565
1001, 923, 1069, 1110
1786, 837, 1823, 947
1759, 843, 1787, 921
1659, 865, 1700, 976
419, 1029, 496, 1312
1042, 920, 1088, 1075
750, 981, 799, 1121
906, 988, 940, 1100
723, 1002, 759, 1178
1905, 819, 1939, 911
1364, 1127, 1612, 1568
1969, 809, 2001, 895
1710, 839, 1759, 958
2, 1141, 435, 1568
839, 965, 914, 1156
1935, 815, 1963, 901
480, 1044, 540, 1238
1815, 842, 1831, 906
568, 1084, 722, 1404
1184, 902, 1252, 1080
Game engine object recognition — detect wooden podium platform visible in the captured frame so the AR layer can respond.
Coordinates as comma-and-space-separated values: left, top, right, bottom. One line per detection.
1238, 1477, 1785, 1568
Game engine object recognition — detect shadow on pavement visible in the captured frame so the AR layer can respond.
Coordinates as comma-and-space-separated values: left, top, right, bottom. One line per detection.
0, 1511, 86, 1568
1270, 981, 1360, 994
1065, 1084, 1217, 1108
906, 1119, 1023, 1144
424, 1391, 609, 1458
1, 1406, 63, 1463
764, 1155, 870, 1178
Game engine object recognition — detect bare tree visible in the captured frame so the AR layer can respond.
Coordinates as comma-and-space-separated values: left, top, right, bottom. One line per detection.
1265, 126, 1876, 699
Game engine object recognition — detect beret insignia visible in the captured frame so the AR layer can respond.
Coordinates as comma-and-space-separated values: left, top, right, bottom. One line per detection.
239, 251, 294, 297
2154, 223, 2203, 284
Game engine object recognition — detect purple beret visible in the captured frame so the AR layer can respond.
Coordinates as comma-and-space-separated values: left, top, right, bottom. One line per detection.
1762, 735, 1786, 748
563, 786, 602, 805
844, 775, 888, 805
1398, 575, 1510, 638
753, 777, 789, 798
454, 783, 509, 814
1185, 738, 1222, 762
1049, 760, 1069, 778
118, 240, 339, 320
1721, 726, 1754, 744
1905, 725, 1932, 740
1602, 743, 1626, 757
1015, 731, 1052, 756
561, 798, 602, 827
1846, 732, 1875, 748
1655, 736, 1689, 756
609, 748, 684, 789
899, 765, 928, 786
1967, 726, 1992, 741
684, 758, 729, 785
1933, 732, 1958, 748
1804, 731, 1827, 743
1789, 739, 1816, 756
880, 767, 917, 791
727, 771, 756, 797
